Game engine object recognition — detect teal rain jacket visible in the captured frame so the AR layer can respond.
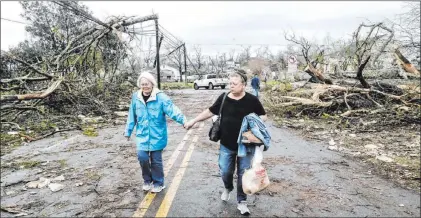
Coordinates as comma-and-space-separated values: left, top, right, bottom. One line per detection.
124, 88, 186, 151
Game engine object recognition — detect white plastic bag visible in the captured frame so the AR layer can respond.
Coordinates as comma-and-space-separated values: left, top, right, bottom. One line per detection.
242, 145, 270, 195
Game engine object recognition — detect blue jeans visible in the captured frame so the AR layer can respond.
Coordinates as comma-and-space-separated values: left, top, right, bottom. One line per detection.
137, 150, 164, 187
219, 144, 255, 203
253, 88, 259, 97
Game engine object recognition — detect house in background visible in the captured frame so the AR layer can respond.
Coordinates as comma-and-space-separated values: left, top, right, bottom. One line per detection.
142, 65, 181, 82
161, 65, 181, 82
226, 60, 241, 70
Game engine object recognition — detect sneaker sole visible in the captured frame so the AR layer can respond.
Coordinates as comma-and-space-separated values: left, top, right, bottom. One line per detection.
151, 186, 166, 193
221, 190, 231, 201
221, 195, 230, 201
143, 183, 153, 191
238, 208, 250, 216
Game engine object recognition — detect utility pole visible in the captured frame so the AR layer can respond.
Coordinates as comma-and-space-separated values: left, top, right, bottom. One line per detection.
153, 34, 164, 68
167, 44, 184, 56
183, 43, 187, 84
186, 53, 199, 74
154, 19, 161, 89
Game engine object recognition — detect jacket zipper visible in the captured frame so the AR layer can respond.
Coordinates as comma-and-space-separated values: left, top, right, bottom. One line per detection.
144, 99, 151, 151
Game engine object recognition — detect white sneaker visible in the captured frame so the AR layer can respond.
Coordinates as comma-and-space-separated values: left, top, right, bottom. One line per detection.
142, 183, 152, 191
220, 188, 231, 201
151, 185, 166, 193
237, 201, 250, 215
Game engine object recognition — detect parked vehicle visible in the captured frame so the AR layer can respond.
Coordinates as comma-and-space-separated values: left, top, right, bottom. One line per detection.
193, 74, 229, 90
186, 75, 199, 83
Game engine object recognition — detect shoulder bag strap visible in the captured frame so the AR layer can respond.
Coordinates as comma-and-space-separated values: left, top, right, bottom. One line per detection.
218, 92, 229, 118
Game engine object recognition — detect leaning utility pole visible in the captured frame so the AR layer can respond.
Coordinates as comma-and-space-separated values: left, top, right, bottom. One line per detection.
183, 43, 187, 84
166, 43, 185, 82
154, 18, 161, 89
186, 53, 199, 75
153, 34, 164, 69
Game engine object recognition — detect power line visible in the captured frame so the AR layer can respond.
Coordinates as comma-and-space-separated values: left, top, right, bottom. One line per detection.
1, 17, 28, 25
126, 31, 156, 36
133, 23, 156, 30
160, 33, 181, 49
159, 31, 183, 49
159, 28, 182, 46
158, 24, 182, 43
188, 43, 289, 46
127, 26, 181, 49
162, 41, 179, 51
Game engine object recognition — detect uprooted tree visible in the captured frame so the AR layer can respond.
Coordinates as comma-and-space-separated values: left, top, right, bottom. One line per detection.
267, 22, 420, 131
1, 1, 160, 145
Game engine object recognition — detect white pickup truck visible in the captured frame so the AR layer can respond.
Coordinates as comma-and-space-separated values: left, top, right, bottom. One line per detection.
193, 74, 229, 90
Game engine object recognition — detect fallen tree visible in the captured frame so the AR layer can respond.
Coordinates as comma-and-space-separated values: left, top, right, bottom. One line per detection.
269, 21, 419, 124
394, 48, 421, 76
264, 81, 420, 128
0, 1, 161, 149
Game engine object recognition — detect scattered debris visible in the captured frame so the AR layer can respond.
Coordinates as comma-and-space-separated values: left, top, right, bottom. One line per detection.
5, 190, 16, 195
328, 146, 339, 151
0, 205, 29, 216
376, 155, 394, 163
114, 111, 128, 117
365, 144, 379, 150
52, 175, 65, 182
25, 177, 51, 189
48, 183, 65, 192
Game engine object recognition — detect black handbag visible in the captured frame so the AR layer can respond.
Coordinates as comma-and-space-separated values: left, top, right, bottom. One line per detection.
209, 92, 229, 142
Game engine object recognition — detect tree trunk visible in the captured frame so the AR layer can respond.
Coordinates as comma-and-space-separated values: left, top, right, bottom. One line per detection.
394, 49, 420, 76
356, 56, 371, 88
304, 64, 333, 84
1, 80, 63, 103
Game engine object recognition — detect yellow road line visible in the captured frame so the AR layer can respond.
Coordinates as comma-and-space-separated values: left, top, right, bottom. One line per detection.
132, 128, 194, 217
165, 129, 194, 176
155, 135, 198, 217
154, 122, 204, 217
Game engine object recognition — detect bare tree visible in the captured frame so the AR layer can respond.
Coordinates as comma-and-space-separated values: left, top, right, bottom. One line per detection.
166, 46, 184, 82
284, 31, 332, 84
143, 37, 155, 69
238, 45, 251, 65
255, 46, 271, 60
351, 22, 394, 88
217, 53, 227, 75
228, 49, 236, 61
201, 55, 211, 73
208, 56, 217, 73
248, 58, 268, 75
274, 50, 287, 70
192, 45, 203, 70
395, 2, 420, 53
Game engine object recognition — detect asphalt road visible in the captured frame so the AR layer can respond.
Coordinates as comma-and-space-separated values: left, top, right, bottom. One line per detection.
1, 87, 419, 217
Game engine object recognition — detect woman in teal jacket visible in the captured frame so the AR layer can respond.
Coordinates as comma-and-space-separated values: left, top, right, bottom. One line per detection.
124, 71, 186, 193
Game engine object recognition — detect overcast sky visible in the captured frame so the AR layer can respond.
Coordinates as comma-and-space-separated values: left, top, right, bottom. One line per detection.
1, 1, 408, 56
